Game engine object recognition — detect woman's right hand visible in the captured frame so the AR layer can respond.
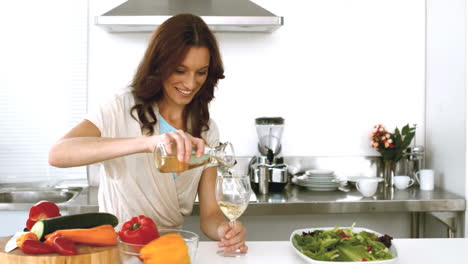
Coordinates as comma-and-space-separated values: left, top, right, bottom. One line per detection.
146, 130, 205, 163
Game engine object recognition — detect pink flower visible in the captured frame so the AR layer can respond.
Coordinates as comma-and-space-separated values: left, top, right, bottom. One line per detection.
386, 133, 390, 138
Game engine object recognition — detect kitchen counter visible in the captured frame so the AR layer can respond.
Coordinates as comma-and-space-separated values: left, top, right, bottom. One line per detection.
1, 183, 465, 237
196, 183, 466, 215
196, 238, 468, 263
62, 183, 466, 215
2, 183, 464, 214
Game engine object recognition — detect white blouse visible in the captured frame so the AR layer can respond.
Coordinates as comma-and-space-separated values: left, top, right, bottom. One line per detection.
86, 87, 219, 228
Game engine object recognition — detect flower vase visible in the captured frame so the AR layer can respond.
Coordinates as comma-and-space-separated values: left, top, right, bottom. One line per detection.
383, 160, 396, 188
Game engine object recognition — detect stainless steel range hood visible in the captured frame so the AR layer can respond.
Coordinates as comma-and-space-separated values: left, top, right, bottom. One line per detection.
95, 0, 283, 33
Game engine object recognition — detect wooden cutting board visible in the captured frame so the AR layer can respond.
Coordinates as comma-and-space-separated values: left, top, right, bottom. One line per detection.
0, 236, 121, 264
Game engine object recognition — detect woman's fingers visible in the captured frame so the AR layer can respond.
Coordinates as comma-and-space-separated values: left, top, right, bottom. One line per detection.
153, 131, 205, 163
222, 234, 244, 248
166, 131, 183, 161
218, 221, 248, 253
191, 137, 205, 158
223, 241, 248, 253
225, 221, 245, 240
181, 132, 192, 163
154, 134, 174, 154
239, 244, 248, 253
167, 130, 189, 162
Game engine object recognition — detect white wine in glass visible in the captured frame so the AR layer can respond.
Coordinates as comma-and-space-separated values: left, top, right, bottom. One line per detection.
217, 201, 248, 221
215, 173, 251, 255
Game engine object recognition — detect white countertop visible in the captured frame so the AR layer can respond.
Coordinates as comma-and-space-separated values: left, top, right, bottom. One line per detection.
196, 238, 468, 263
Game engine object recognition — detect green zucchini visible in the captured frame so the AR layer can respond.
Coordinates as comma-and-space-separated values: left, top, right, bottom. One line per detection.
31, 212, 118, 240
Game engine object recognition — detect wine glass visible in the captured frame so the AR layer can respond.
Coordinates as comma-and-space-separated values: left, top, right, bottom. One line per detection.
215, 172, 251, 255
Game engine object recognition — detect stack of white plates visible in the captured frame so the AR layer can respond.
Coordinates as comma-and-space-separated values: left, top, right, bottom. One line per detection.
293, 169, 339, 191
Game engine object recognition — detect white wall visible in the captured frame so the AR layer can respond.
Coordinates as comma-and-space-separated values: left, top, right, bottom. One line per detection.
426, 0, 466, 198
89, 0, 426, 157
0, 0, 88, 183
426, 0, 466, 236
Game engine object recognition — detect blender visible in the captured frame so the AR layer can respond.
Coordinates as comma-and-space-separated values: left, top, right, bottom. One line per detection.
249, 117, 288, 194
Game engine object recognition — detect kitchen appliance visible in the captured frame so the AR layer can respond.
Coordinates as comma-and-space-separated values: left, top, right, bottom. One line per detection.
95, 0, 284, 33
249, 117, 288, 194
405, 145, 425, 185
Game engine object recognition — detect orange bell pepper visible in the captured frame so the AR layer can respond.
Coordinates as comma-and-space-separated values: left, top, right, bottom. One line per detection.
140, 233, 190, 264
16, 232, 38, 249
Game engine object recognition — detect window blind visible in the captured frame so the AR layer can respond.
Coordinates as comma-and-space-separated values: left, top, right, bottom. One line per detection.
0, 0, 88, 184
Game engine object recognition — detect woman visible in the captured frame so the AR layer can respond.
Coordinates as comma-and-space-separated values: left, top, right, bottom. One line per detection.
48, 13, 248, 253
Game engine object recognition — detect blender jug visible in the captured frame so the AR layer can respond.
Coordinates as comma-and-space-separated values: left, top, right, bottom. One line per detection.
256, 117, 284, 157
250, 117, 288, 194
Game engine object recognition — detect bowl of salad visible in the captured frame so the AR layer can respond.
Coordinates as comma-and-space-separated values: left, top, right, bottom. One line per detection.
290, 225, 398, 263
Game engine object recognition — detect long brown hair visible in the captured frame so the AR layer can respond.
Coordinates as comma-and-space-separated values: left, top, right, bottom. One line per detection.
130, 13, 225, 137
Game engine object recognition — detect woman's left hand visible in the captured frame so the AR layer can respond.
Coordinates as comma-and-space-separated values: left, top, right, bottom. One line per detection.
217, 220, 248, 253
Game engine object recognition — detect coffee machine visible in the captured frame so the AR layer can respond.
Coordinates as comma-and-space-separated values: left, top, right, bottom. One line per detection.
249, 117, 288, 194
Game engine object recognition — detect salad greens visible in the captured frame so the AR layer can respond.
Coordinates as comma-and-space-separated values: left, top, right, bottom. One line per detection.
292, 224, 394, 262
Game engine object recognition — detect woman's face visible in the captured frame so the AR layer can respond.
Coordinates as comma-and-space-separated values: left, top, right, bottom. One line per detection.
162, 46, 210, 107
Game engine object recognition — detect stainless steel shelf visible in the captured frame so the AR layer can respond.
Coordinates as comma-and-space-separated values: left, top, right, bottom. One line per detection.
191, 184, 465, 216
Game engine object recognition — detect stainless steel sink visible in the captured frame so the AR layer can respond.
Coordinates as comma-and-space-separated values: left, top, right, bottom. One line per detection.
0, 187, 82, 204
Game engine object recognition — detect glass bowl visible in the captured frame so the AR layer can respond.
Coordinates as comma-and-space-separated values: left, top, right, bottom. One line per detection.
118, 229, 199, 264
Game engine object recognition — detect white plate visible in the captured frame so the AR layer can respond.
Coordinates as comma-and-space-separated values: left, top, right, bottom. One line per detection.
306, 169, 335, 176
305, 186, 338, 191
293, 177, 339, 191
295, 181, 339, 188
290, 227, 398, 264
297, 175, 336, 182
299, 175, 335, 180
298, 179, 338, 184
298, 183, 339, 188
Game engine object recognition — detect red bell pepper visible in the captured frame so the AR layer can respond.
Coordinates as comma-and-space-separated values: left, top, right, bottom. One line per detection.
51, 236, 78, 256
44, 232, 61, 248
26, 200, 61, 230
20, 239, 55, 254
119, 215, 159, 245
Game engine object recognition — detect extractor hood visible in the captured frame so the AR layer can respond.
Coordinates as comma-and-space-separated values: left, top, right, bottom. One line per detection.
95, 0, 283, 33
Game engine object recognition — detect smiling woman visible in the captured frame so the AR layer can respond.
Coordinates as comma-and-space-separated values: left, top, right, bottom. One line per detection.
48, 13, 249, 254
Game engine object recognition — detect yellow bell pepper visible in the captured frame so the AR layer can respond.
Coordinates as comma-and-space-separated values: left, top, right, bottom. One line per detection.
140, 233, 190, 264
